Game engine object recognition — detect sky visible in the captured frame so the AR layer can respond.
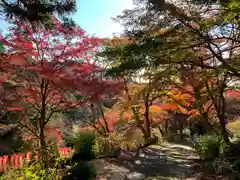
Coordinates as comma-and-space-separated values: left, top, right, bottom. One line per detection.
74, 0, 134, 38
0, 0, 134, 38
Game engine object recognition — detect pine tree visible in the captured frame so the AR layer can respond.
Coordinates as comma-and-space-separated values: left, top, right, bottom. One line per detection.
0, 0, 76, 25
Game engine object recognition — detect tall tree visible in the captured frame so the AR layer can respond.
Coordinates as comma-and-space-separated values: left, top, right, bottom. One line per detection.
101, 0, 240, 143
0, 0, 76, 25
0, 18, 121, 166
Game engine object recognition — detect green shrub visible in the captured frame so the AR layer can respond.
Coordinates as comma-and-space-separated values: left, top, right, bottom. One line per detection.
0, 169, 22, 180
94, 136, 121, 157
224, 142, 240, 171
195, 134, 229, 160
22, 162, 59, 180
0, 141, 70, 180
63, 131, 98, 180
212, 156, 233, 174
0, 162, 59, 180
62, 161, 97, 180
232, 158, 240, 171
64, 135, 75, 148
72, 131, 96, 161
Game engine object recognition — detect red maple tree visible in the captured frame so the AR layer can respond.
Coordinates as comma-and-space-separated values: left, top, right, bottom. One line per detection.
0, 18, 122, 164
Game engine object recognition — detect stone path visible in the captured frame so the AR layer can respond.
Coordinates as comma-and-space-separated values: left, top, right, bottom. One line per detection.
95, 142, 200, 180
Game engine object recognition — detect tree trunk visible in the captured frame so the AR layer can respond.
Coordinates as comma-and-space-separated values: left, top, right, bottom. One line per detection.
157, 125, 165, 138
123, 79, 147, 138
99, 104, 110, 135
39, 79, 49, 168
144, 93, 151, 139
39, 115, 49, 168
218, 77, 230, 144
218, 85, 229, 142
164, 119, 169, 139
205, 76, 230, 144
38, 126, 50, 168
135, 135, 158, 157
179, 119, 183, 140
219, 114, 230, 144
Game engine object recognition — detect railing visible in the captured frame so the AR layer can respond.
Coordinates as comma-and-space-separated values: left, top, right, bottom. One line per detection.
0, 148, 72, 172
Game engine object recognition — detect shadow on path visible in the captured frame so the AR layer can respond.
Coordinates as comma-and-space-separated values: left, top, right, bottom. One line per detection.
96, 142, 199, 180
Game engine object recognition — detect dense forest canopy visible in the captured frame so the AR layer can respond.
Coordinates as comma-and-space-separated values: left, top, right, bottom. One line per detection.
0, 0, 240, 179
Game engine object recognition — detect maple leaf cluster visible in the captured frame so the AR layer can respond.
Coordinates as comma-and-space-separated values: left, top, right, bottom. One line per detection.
151, 85, 213, 121
0, 18, 122, 115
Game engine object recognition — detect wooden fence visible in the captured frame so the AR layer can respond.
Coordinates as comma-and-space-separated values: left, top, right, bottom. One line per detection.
0, 148, 72, 172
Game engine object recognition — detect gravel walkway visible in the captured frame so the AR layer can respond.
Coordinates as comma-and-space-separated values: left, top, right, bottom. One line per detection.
95, 142, 200, 180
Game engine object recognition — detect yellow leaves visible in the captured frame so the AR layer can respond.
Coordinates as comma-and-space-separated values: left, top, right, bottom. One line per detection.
159, 103, 188, 114
103, 28, 171, 48
103, 36, 134, 47
149, 105, 169, 122
119, 82, 200, 124
168, 90, 190, 101
178, 105, 188, 114
149, 105, 164, 113
120, 83, 147, 108
166, 88, 194, 110
149, 28, 171, 37
181, 93, 192, 100
127, 83, 146, 95
110, 102, 135, 122
188, 109, 200, 115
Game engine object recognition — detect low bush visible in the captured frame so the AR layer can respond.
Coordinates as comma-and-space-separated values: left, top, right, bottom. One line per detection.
194, 133, 240, 174
62, 131, 98, 180
0, 169, 22, 180
23, 162, 59, 179
0, 162, 60, 180
0, 140, 70, 180
71, 131, 96, 161
94, 134, 121, 157
212, 156, 233, 174
67, 130, 122, 159
194, 134, 229, 160
223, 141, 240, 171
62, 161, 97, 180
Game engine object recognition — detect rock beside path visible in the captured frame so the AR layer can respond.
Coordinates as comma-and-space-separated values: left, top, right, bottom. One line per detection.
126, 172, 145, 180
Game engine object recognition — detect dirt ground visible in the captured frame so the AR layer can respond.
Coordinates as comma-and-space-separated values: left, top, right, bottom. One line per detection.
94, 142, 200, 180
94, 141, 240, 180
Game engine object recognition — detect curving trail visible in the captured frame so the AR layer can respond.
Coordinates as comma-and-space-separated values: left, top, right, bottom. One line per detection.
95, 142, 201, 180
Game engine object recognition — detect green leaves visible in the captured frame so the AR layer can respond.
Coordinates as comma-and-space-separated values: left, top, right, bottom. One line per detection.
0, 41, 4, 54
1, 0, 76, 25
228, 0, 240, 9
